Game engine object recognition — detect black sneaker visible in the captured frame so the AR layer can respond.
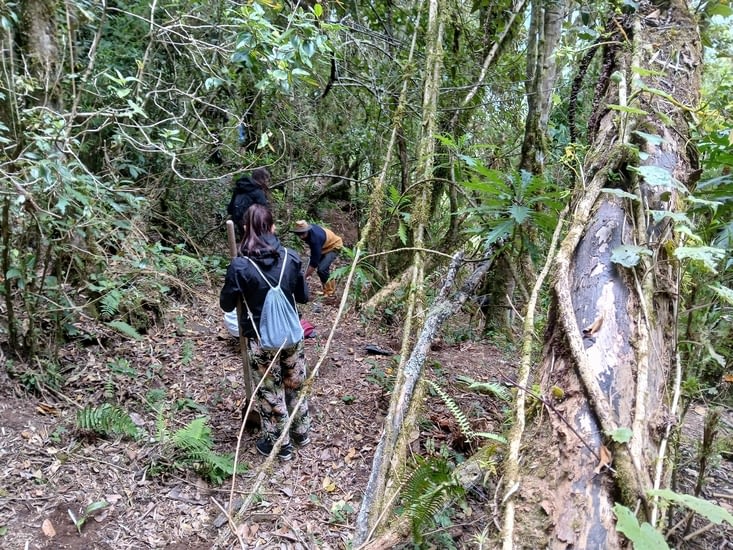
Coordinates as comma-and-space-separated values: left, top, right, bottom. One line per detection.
292, 433, 311, 447
255, 438, 293, 461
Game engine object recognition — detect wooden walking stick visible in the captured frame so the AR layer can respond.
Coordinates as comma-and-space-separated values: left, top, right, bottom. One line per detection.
226, 220, 259, 428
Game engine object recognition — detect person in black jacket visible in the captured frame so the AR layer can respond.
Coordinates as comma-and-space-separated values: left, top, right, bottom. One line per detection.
220, 204, 311, 460
226, 168, 270, 238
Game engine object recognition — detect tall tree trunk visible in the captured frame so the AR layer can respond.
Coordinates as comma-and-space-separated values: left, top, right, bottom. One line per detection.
519, 0, 566, 173
354, 0, 445, 543
505, 1, 702, 547
19, 0, 61, 109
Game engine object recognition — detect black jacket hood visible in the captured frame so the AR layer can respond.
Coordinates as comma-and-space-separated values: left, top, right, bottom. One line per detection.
245, 234, 283, 269
234, 176, 258, 193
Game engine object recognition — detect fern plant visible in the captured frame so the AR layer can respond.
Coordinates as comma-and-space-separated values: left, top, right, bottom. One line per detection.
76, 403, 139, 439
426, 379, 507, 445
398, 455, 466, 545
168, 417, 246, 485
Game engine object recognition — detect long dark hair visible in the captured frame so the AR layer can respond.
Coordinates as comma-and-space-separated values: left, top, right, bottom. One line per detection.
240, 203, 276, 256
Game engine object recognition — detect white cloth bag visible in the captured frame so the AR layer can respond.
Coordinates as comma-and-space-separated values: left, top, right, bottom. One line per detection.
223, 309, 239, 337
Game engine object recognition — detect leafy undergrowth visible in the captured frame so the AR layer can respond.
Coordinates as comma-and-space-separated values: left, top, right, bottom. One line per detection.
0, 282, 515, 549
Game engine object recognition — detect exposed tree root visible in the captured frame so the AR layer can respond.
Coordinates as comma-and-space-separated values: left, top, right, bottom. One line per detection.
502, 206, 566, 549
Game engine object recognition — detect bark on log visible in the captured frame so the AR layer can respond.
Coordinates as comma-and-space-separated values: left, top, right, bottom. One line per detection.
354, 251, 495, 545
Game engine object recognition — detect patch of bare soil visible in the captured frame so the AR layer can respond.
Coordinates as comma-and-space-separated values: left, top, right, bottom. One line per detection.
0, 275, 511, 549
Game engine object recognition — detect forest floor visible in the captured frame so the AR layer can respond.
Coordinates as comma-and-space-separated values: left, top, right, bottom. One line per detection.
1, 218, 733, 549
0, 277, 515, 549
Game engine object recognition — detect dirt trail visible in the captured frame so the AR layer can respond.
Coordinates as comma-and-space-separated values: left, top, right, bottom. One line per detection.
0, 281, 512, 548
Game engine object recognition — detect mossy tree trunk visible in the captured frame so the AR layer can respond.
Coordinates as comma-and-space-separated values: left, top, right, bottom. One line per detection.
505, 1, 702, 547
19, 0, 62, 110
519, 0, 566, 174
354, 0, 445, 543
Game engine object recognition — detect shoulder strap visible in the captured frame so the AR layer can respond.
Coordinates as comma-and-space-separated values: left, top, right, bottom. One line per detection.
245, 251, 287, 289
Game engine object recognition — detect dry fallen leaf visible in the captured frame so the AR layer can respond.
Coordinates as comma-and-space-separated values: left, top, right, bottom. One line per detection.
41, 519, 56, 538
322, 476, 337, 492
236, 523, 256, 542
594, 444, 612, 474
36, 403, 59, 415
344, 448, 357, 464
105, 494, 123, 505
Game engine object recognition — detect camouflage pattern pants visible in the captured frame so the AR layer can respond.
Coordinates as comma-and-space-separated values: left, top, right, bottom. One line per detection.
248, 339, 310, 445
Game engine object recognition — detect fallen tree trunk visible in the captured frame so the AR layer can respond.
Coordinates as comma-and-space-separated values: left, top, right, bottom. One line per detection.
354, 250, 496, 545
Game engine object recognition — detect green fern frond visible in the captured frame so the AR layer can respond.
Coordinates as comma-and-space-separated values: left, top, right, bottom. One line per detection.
426, 379, 475, 440
399, 456, 465, 542
172, 254, 206, 284
100, 289, 122, 318
106, 320, 143, 340
170, 417, 245, 484
172, 417, 213, 448
76, 403, 139, 438
456, 374, 511, 402
103, 379, 116, 400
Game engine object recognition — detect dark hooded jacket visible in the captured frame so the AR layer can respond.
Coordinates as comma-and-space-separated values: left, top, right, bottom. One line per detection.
219, 235, 309, 339
226, 176, 269, 226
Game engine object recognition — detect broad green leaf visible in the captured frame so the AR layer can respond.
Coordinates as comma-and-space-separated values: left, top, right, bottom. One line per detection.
675, 225, 702, 243
648, 489, 733, 526
204, 77, 223, 91
271, 69, 288, 81
125, 99, 147, 119
6, 268, 21, 280
457, 154, 478, 168
674, 246, 725, 272
257, 131, 271, 149
461, 166, 506, 188
657, 111, 674, 127
634, 165, 674, 187
707, 3, 733, 16
607, 104, 649, 115
686, 196, 722, 211
84, 500, 109, 515
613, 504, 669, 550
709, 283, 733, 306
473, 432, 507, 444
631, 66, 665, 77
106, 321, 142, 340
650, 210, 691, 225
313, 3, 323, 17
397, 222, 408, 245
639, 84, 675, 102
601, 188, 639, 201
485, 219, 514, 246
706, 342, 726, 368
632, 131, 665, 145
611, 245, 652, 268
610, 427, 633, 444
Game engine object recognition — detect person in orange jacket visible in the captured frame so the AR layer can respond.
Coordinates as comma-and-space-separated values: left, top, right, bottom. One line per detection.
292, 220, 343, 297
